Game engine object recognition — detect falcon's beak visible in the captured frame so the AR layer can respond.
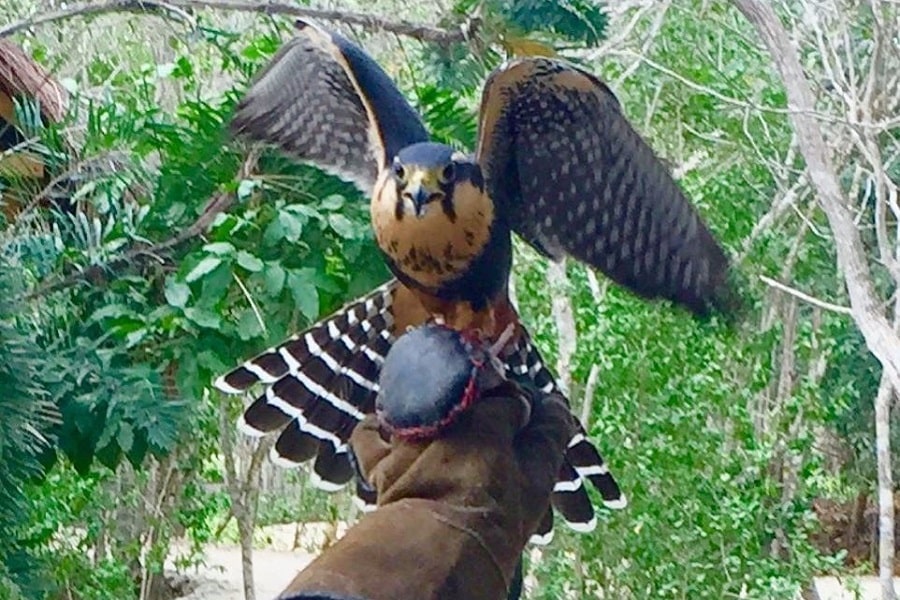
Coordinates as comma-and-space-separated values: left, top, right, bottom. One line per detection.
403, 169, 443, 218
406, 184, 431, 217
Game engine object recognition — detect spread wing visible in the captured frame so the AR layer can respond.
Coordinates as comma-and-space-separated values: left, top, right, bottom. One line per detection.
230, 20, 430, 191
476, 58, 734, 317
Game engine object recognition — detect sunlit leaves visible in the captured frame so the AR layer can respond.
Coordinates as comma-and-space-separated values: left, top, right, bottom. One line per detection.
287, 268, 320, 322
263, 262, 286, 296
185, 255, 224, 282
236, 250, 263, 272
503, 0, 608, 46
416, 85, 478, 150
164, 277, 191, 308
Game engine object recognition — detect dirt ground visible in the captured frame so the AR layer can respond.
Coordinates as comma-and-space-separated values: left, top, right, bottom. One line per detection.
168, 546, 314, 600
164, 522, 347, 600
811, 493, 900, 574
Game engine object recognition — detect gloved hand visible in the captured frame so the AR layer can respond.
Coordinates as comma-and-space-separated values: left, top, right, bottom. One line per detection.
278, 324, 575, 600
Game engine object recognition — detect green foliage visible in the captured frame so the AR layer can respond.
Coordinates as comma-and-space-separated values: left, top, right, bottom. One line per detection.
450, 0, 608, 46
415, 85, 479, 150
425, 0, 608, 94
21, 467, 136, 599
0, 256, 60, 593
501, 0, 608, 46
2, 13, 388, 595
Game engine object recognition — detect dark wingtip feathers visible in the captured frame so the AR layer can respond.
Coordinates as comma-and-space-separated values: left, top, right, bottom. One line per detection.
701, 263, 750, 329
680, 237, 746, 326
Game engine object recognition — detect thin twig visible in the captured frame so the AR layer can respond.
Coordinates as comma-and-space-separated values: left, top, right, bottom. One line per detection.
0, 0, 466, 46
604, 48, 900, 129
581, 363, 600, 430
233, 272, 268, 336
759, 274, 851, 315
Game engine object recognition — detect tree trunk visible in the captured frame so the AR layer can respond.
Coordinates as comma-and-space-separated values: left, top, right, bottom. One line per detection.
218, 392, 272, 600
875, 375, 897, 600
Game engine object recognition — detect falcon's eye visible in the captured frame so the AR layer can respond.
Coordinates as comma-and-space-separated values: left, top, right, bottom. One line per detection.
392, 161, 406, 181
441, 163, 456, 183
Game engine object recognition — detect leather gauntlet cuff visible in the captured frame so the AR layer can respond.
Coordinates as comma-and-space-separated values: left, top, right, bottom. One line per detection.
277, 499, 517, 600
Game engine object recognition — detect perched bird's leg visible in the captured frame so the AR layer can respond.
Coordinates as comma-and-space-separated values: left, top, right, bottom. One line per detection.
490, 322, 516, 358
487, 322, 516, 374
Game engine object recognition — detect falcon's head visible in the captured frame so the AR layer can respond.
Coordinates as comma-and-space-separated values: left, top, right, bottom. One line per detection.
389, 142, 485, 221
370, 141, 497, 289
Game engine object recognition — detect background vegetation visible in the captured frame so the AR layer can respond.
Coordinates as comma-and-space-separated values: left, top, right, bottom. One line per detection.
0, 0, 896, 598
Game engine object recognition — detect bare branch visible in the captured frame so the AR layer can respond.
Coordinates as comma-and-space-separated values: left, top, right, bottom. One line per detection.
733, 0, 900, 393
604, 1, 672, 88
759, 275, 852, 315
606, 47, 900, 130
585, 269, 608, 306
875, 373, 897, 600
0, 0, 467, 45
738, 175, 809, 262
581, 363, 600, 430
548, 259, 576, 396
878, 279, 900, 600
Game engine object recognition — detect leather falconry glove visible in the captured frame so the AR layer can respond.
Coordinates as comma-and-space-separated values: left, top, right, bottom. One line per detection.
278, 323, 575, 600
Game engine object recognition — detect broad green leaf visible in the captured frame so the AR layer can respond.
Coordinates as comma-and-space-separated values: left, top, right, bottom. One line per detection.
236, 309, 263, 340
89, 303, 131, 322
276, 210, 306, 243
183, 307, 222, 330
185, 256, 223, 282
116, 426, 134, 454
164, 277, 191, 308
198, 262, 233, 307
263, 262, 286, 295
236, 251, 263, 272
202, 242, 235, 255
287, 269, 320, 321
237, 178, 260, 200
328, 214, 356, 239
125, 328, 148, 348
284, 203, 321, 223
320, 195, 345, 211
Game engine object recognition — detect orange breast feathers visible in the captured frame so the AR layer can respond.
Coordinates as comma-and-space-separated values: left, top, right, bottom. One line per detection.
370, 170, 494, 291
388, 283, 524, 351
